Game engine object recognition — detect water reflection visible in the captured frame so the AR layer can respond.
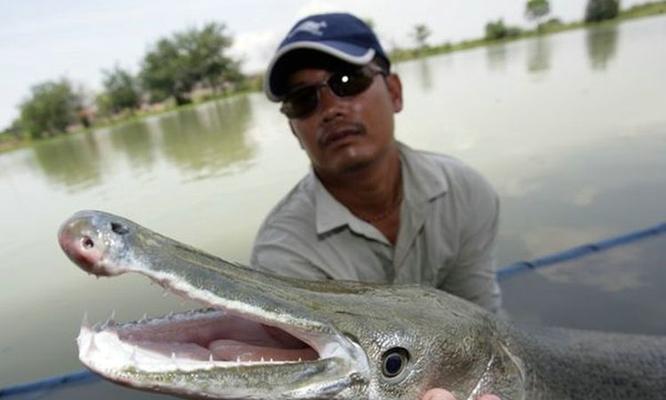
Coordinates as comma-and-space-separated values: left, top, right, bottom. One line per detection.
496, 128, 666, 264
417, 58, 434, 91
30, 133, 102, 190
108, 120, 156, 171
158, 96, 256, 179
527, 36, 551, 74
586, 24, 619, 70
486, 43, 508, 71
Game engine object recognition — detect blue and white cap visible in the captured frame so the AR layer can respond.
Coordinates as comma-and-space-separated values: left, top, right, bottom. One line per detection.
265, 12, 390, 101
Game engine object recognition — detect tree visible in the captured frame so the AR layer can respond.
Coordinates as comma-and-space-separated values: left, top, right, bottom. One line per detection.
19, 79, 82, 139
485, 19, 523, 40
525, 0, 551, 29
101, 65, 141, 114
140, 22, 241, 105
412, 24, 432, 52
1, 118, 23, 139
585, 0, 621, 22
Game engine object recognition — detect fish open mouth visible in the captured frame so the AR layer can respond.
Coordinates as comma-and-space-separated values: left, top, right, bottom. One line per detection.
60, 210, 370, 398
78, 308, 320, 374
77, 269, 362, 376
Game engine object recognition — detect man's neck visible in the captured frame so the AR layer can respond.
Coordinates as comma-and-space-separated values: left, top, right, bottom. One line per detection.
316, 143, 402, 219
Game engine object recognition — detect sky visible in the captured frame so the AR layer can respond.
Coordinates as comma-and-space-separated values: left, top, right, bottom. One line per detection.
0, 0, 648, 129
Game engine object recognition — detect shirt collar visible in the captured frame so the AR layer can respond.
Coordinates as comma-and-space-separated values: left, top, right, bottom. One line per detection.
397, 141, 448, 205
313, 141, 449, 235
314, 174, 353, 234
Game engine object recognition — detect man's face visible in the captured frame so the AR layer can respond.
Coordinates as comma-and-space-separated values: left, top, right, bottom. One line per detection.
284, 65, 403, 178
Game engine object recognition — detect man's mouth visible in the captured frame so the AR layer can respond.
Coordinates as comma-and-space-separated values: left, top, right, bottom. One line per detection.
318, 124, 365, 147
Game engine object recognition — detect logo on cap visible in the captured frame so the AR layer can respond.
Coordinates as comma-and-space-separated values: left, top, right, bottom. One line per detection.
288, 20, 327, 37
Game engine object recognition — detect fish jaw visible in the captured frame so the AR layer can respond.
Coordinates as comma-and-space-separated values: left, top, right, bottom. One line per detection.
60, 210, 370, 399
77, 310, 366, 399
74, 269, 370, 399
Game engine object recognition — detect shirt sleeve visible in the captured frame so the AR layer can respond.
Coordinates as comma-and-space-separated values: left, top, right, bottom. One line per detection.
439, 167, 502, 314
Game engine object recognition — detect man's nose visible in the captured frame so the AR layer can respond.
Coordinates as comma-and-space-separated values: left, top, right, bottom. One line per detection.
319, 86, 345, 121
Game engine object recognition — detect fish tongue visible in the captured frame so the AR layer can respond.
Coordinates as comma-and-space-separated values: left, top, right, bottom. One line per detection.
208, 339, 318, 362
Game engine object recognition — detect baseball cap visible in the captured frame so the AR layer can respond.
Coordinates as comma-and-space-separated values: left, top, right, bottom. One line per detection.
264, 12, 390, 101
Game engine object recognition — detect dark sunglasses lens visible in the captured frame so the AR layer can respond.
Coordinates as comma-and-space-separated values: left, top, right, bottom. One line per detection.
280, 68, 379, 119
329, 70, 374, 97
281, 87, 318, 118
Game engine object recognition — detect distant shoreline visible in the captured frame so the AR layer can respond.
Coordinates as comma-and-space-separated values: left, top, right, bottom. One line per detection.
388, 1, 666, 63
2, 2, 665, 155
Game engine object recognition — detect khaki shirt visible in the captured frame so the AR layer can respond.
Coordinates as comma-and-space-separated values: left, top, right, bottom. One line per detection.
250, 142, 502, 313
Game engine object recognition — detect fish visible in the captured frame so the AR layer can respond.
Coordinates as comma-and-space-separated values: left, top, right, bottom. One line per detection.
57, 210, 666, 400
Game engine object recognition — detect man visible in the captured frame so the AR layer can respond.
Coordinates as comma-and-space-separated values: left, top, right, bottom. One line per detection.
251, 12, 502, 400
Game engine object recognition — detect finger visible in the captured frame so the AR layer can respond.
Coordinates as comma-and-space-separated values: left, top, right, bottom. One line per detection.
422, 388, 457, 400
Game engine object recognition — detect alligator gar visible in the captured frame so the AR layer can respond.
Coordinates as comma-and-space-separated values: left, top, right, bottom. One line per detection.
57, 210, 666, 400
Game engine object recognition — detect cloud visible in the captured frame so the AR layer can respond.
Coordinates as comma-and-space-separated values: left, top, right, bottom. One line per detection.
230, 30, 283, 73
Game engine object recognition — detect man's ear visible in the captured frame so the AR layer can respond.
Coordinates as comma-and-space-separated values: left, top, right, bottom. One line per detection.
385, 74, 403, 113
288, 120, 305, 149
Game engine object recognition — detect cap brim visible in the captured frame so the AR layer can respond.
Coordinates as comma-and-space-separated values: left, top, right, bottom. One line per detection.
264, 41, 376, 101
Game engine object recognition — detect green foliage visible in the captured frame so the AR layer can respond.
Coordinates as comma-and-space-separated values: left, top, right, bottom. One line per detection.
526, 0, 551, 27
485, 19, 523, 40
621, 1, 666, 18
101, 66, 141, 114
412, 24, 432, 50
585, 0, 621, 22
19, 79, 82, 139
140, 22, 241, 105
540, 17, 563, 29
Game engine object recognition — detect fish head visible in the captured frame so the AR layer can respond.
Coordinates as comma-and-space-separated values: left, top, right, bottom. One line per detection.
59, 210, 525, 400
303, 284, 526, 399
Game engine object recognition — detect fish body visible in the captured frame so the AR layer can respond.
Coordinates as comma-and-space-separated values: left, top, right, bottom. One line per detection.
58, 210, 666, 399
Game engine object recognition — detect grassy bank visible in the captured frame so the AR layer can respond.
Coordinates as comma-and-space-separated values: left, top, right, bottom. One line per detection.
2, 1, 665, 155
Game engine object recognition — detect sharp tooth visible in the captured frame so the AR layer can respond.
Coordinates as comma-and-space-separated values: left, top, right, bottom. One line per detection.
162, 291, 169, 298
270, 358, 274, 363
81, 312, 90, 328
209, 354, 214, 362
88, 334, 98, 353
236, 356, 241, 363
110, 310, 116, 320
140, 313, 148, 322
298, 358, 302, 362
167, 311, 174, 319
260, 357, 265, 363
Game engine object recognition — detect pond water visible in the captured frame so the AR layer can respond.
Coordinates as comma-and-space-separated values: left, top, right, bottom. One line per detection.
1, 16, 665, 386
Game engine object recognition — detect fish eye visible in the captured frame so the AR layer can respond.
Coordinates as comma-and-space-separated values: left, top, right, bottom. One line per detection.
381, 347, 409, 378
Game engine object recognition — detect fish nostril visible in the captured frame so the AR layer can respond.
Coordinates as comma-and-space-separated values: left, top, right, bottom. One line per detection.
111, 222, 129, 235
81, 236, 95, 249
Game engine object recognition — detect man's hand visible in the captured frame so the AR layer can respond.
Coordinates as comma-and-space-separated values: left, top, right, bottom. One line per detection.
423, 388, 501, 400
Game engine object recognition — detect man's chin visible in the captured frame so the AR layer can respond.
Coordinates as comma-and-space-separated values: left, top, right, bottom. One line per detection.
315, 141, 396, 176
324, 150, 377, 175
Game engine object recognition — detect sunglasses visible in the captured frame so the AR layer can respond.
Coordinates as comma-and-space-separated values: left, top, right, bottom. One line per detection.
280, 66, 385, 119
